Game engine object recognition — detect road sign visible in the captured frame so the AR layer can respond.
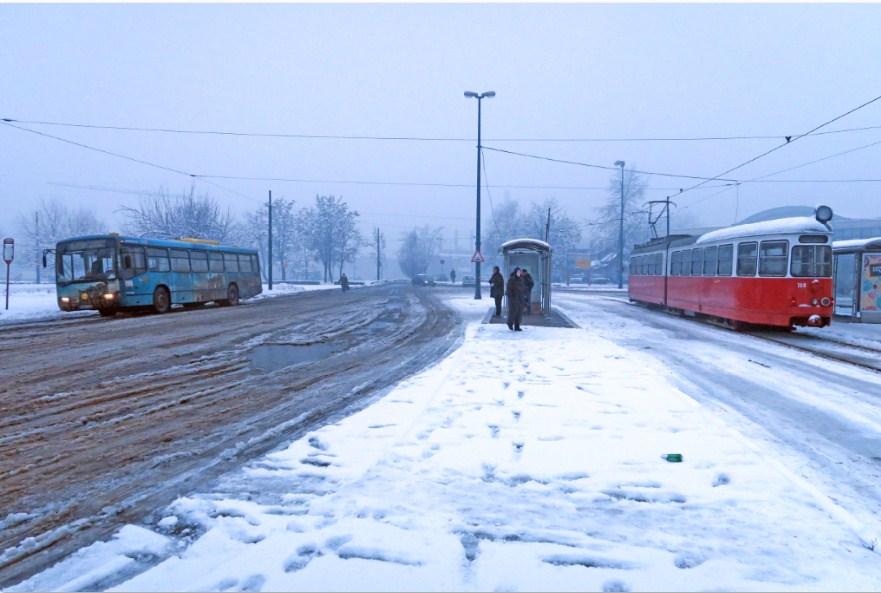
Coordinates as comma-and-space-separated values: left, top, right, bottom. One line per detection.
575, 258, 591, 270
471, 250, 485, 263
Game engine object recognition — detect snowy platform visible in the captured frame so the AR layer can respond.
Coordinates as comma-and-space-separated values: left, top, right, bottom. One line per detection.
482, 306, 578, 329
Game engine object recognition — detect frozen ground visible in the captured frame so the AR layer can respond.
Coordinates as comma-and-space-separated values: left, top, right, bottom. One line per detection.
12, 292, 881, 592
0, 282, 347, 325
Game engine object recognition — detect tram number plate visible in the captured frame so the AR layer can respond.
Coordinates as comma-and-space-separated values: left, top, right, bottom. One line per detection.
796, 282, 807, 289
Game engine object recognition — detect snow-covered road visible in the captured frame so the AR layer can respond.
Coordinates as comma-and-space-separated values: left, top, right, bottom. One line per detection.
12, 291, 881, 592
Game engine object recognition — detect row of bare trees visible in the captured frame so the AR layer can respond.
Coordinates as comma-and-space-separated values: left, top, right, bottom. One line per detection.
11, 190, 362, 283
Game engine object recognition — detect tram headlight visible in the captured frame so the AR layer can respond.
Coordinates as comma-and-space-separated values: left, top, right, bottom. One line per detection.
820, 296, 832, 307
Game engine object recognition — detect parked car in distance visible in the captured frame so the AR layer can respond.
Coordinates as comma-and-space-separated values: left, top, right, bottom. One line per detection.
461, 275, 475, 286
412, 274, 435, 286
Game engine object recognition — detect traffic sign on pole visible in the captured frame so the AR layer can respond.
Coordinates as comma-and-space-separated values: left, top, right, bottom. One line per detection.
471, 250, 485, 264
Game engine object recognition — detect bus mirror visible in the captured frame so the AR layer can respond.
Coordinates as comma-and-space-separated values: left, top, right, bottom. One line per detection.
124, 255, 132, 268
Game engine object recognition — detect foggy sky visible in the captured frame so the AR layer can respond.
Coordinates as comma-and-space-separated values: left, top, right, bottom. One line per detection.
2, 3, 881, 248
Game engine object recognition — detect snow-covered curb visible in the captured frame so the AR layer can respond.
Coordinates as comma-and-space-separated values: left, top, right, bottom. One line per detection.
12, 295, 881, 591
0, 282, 356, 326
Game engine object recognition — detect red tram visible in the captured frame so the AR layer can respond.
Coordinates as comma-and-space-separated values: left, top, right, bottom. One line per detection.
628, 207, 834, 329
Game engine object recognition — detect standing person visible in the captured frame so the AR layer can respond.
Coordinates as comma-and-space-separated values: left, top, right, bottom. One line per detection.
506, 267, 525, 331
522, 268, 535, 315
450, 269, 456, 284
340, 272, 350, 292
489, 265, 504, 317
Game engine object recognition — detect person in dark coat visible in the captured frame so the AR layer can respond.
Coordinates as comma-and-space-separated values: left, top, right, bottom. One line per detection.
522, 268, 535, 315
489, 266, 504, 317
450, 269, 456, 284
506, 267, 525, 331
340, 272, 350, 292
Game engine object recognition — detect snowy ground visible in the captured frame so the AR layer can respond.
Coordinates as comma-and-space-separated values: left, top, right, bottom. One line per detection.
0, 282, 349, 325
12, 292, 881, 592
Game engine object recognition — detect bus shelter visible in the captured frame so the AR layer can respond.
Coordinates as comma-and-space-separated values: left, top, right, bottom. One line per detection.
833, 237, 881, 323
500, 238, 552, 315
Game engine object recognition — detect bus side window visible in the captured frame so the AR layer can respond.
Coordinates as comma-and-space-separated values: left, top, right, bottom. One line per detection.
238, 254, 252, 272
121, 246, 147, 279
147, 248, 170, 272
223, 252, 239, 272
209, 252, 224, 272
170, 249, 191, 273
190, 250, 209, 273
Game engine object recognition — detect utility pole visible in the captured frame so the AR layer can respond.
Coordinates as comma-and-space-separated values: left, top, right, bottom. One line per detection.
615, 160, 626, 289
375, 227, 382, 281
34, 212, 41, 284
545, 207, 551, 243
268, 190, 273, 291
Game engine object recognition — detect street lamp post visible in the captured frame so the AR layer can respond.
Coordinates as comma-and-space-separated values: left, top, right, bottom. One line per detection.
465, 90, 495, 299
3, 238, 14, 311
615, 160, 625, 289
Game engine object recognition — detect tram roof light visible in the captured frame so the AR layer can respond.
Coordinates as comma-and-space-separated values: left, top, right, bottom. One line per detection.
815, 205, 834, 224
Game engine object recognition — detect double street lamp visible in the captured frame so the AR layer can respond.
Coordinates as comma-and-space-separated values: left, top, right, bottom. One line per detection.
615, 160, 625, 289
465, 90, 495, 299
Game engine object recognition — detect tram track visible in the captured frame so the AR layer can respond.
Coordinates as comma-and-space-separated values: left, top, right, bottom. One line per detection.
0, 284, 462, 588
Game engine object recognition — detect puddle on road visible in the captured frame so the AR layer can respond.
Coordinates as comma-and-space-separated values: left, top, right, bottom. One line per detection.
248, 342, 341, 372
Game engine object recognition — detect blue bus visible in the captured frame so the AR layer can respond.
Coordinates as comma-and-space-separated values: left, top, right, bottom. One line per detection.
47, 234, 262, 316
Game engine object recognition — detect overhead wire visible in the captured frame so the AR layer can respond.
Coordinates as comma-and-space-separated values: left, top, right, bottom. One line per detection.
673, 92, 881, 200
5, 116, 881, 143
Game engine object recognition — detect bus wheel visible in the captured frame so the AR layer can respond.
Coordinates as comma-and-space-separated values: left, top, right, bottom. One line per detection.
226, 284, 240, 306
153, 286, 171, 314
99, 308, 118, 318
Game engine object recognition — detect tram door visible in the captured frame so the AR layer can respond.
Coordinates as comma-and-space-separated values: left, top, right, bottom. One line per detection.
834, 253, 857, 317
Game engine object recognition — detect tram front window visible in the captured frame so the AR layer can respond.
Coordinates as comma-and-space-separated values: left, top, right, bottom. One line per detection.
57, 240, 117, 285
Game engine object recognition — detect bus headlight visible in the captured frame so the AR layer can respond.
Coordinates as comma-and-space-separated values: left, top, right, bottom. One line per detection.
104, 293, 115, 300
60, 297, 70, 303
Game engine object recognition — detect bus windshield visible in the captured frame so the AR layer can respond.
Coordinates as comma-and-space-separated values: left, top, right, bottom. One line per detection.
57, 239, 118, 284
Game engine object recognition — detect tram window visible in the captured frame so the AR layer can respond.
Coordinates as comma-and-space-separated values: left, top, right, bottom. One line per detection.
208, 252, 224, 272
670, 251, 680, 276
759, 240, 789, 277
737, 242, 758, 276
703, 246, 718, 276
717, 244, 733, 276
190, 250, 209, 273
170, 249, 191, 273
691, 249, 702, 276
791, 245, 833, 277
223, 252, 240, 272
656, 253, 663, 275
681, 251, 691, 276
147, 247, 170, 272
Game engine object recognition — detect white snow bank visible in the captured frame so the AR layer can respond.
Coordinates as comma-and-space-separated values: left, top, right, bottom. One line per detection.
0, 282, 350, 325
15, 294, 881, 591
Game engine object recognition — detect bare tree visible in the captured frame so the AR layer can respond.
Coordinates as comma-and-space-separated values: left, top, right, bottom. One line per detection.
397, 225, 443, 279
593, 167, 651, 282
17, 199, 106, 281
245, 197, 298, 282
119, 187, 235, 242
300, 195, 361, 282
